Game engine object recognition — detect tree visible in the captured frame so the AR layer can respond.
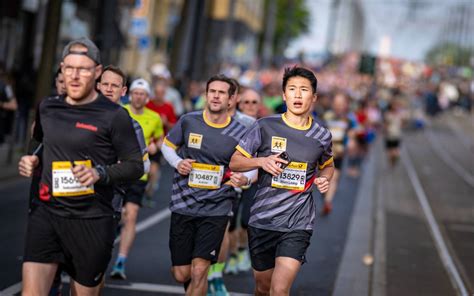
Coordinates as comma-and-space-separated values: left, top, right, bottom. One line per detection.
271, 0, 310, 58
425, 43, 472, 67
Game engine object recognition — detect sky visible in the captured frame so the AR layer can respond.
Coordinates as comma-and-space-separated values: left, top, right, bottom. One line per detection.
286, 0, 473, 62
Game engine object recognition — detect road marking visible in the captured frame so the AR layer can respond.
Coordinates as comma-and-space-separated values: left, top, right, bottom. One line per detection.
114, 207, 171, 244
402, 148, 469, 296
425, 129, 474, 187
0, 282, 21, 295
104, 282, 252, 296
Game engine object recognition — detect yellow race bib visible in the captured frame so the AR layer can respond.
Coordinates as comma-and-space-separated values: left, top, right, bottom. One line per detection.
271, 162, 307, 191
52, 160, 95, 197
188, 162, 224, 189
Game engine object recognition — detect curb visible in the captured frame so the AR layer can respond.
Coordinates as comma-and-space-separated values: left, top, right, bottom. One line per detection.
332, 139, 380, 296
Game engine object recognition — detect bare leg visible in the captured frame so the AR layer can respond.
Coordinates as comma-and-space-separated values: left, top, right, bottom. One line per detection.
118, 202, 140, 257
187, 258, 211, 296
253, 268, 273, 296
270, 257, 301, 296
70, 279, 102, 296
22, 262, 58, 296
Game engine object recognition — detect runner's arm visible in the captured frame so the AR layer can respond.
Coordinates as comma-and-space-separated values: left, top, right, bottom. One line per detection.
162, 140, 183, 169
104, 109, 144, 184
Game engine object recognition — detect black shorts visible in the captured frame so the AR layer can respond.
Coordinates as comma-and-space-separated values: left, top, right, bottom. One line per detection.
333, 157, 343, 170
23, 205, 116, 287
149, 150, 162, 163
240, 184, 257, 229
123, 180, 147, 206
229, 193, 241, 232
248, 226, 312, 272
169, 212, 228, 266
385, 139, 400, 149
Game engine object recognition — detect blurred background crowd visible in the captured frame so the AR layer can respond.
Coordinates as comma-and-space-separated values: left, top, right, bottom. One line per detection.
0, 0, 472, 164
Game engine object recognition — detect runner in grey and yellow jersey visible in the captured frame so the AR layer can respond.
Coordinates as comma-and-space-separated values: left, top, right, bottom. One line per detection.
161, 74, 255, 296
230, 66, 334, 296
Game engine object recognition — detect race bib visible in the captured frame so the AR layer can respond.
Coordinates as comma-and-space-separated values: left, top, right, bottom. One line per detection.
271, 162, 307, 191
188, 163, 224, 189
52, 160, 95, 197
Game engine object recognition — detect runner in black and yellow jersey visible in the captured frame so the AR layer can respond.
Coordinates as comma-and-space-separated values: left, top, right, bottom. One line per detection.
109, 78, 164, 280
230, 66, 334, 296
161, 74, 255, 296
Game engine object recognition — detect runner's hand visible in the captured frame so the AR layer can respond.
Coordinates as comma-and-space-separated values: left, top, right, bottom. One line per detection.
258, 154, 287, 176
229, 172, 248, 188
314, 176, 329, 193
18, 155, 39, 177
177, 159, 195, 176
148, 142, 158, 155
72, 165, 100, 186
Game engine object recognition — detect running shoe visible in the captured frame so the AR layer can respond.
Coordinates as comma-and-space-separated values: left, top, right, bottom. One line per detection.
237, 249, 251, 272
213, 277, 230, 296
207, 278, 216, 296
110, 261, 127, 280
224, 256, 238, 275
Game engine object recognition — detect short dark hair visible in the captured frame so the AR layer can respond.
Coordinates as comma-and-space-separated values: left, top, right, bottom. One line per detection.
282, 66, 317, 94
229, 78, 240, 96
206, 74, 236, 96
101, 65, 127, 86
55, 67, 62, 79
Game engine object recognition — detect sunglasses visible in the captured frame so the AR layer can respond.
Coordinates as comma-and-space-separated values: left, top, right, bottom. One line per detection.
242, 100, 258, 105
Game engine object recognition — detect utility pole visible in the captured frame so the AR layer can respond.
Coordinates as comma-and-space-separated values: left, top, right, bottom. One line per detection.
262, 0, 277, 67
221, 0, 236, 62
325, 0, 341, 55
34, 0, 62, 105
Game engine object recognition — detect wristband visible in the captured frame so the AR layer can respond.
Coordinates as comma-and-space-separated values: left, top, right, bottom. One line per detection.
95, 165, 110, 184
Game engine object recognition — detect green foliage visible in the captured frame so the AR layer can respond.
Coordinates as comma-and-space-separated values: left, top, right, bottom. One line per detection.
425, 43, 472, 67
272, 0, 310, 56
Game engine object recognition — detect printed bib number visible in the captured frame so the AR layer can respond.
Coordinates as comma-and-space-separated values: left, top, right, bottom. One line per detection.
271, 162, 307, 190
188, 163, 224, 189
52, 160, 95, 197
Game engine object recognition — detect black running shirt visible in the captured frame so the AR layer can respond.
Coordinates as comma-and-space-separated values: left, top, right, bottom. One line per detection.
236, 114, 333, 231
33, 94, 143, 218
164, 110, 247, 217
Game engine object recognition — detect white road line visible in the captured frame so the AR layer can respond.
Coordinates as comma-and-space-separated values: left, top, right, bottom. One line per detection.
0, 207, 172, 294
402, 148, 469, 296
0, 282, 22, 296
114, 207, 171, 244
104, 282, 252, 296
425, 129, 474, 188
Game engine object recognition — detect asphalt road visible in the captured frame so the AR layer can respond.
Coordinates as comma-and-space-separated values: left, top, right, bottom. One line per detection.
1, 110, 472, 295
0, 156, 360, 296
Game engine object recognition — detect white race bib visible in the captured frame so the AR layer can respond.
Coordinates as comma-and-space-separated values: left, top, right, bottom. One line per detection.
52, 160, 95, 197
188, 163, 224, 189
271, 162, 307, 191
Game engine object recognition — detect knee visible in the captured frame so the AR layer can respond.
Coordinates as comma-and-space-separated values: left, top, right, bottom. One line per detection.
172, 267, 190, 283
270, 283, 290, 295
123, 208, 138, 225
255, 276, 270, 295
190, 264, 208, 281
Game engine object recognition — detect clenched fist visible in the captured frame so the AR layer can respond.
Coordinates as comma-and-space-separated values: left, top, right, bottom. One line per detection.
18, 155, 40, 177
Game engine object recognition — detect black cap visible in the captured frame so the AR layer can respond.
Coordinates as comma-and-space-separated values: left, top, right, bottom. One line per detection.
62, 37, 101, 64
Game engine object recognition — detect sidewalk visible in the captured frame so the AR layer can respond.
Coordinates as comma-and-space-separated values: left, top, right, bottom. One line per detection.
332, 133, 460, 295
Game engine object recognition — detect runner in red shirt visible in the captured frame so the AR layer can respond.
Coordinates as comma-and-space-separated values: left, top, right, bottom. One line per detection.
146, 79, 177, 133
144, 79, 177, 201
